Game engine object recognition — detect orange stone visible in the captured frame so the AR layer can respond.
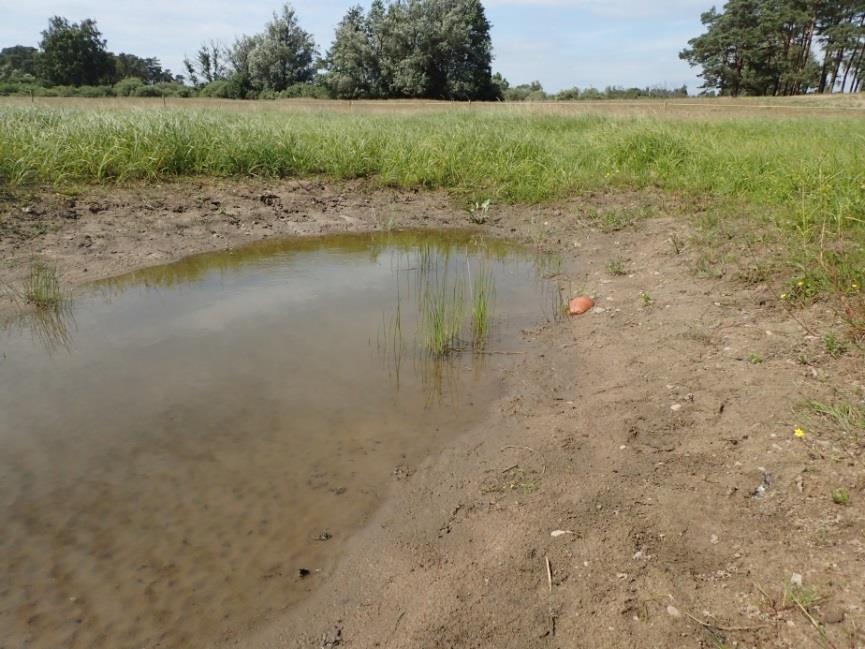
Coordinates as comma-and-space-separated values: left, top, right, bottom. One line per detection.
568, 295, 594, 316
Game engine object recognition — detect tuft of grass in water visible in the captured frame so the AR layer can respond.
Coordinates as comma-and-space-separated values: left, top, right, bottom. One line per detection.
469, 261, 495, 348
24, 261, 62, 309
419, 264, 466, 357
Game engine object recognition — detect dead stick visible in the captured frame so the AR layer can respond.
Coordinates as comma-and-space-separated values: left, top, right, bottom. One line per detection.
794, 600, 837, 649
545, 556, 552, 592
683, 610, 766, 633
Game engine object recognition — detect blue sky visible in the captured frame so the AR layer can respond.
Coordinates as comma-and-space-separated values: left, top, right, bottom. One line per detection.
0, 0, 714, 92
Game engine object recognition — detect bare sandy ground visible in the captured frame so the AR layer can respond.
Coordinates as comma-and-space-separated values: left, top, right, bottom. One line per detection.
2, 180, 863, 648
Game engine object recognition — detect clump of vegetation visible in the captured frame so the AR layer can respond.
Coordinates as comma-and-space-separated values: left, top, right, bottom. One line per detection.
606, 257, 628, 276
782, 583, 823, 612
748, 352, 764, 365
736, 263, 772, 286
822, 331, 847, 358
585, 206, 651, 233
469, 263, 495, 347
420, 273, 466, 356
669, 232, 685, 255
640, 291, 654, 307
480, 465, 541, 495
831, 487, 850, 506
468, 199, 491, 224
411, 244, 502, 356
780, 274, 825, 305
808, 399, 865, 436
24, 261, 62, 309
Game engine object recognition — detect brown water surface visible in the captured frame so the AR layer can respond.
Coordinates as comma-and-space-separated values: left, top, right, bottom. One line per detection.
0, 231, 552, 649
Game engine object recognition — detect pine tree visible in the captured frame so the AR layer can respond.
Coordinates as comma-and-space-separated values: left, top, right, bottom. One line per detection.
681, 0, 864, 96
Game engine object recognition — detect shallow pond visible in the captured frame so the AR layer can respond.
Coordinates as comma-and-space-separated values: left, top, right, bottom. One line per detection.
0, 230, 557, 649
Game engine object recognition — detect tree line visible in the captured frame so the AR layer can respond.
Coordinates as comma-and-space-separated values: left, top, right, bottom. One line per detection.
1, 1, 501, 101
181, 0, 498, 100
0, 1, 690, 102
0, 17, 181, 96
500, 80, 688, 102
681, 0, 865, 96
5, 1, 863, 101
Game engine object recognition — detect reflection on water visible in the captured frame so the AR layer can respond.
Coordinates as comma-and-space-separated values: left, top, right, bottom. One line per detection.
1, 297, 76, 355
0, 230, 556, 649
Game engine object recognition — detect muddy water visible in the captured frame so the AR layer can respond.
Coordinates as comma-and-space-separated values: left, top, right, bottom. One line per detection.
0, 231, 554, 649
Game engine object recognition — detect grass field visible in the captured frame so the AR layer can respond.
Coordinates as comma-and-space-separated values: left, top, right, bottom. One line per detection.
1, 97, 863, 334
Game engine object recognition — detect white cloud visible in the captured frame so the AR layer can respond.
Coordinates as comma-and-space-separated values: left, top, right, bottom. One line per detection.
486, 0, 712, 18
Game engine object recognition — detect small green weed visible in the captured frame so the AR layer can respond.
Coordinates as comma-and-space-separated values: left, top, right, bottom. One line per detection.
822, 331, 847, 358
469, 199, 491, 224
640, 291, 654, 307
780, 273, 825, 304
808, 399, 865, 436
783, 584, 822, 610
694, 252, 724, 279
736, 263, 772, 285
606, 257, 627, 276
831, 487, 850, 506
748, 352, 764, 365
586, 206, 651, 233
480, 466, 541, 495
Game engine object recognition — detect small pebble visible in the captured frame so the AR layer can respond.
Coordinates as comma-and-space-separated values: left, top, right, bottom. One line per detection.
821, 606, 846, 625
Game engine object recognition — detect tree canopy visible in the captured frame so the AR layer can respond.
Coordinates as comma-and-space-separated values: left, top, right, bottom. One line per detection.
38, 16, 114, 86
0, 17, 176, 88
681, 0, 865, 96
184, 3, 317, 95
324, 0, 498, 100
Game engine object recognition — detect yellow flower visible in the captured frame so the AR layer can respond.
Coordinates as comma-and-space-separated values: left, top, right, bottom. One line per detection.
853, 282, 860, 290
780, 293, 788, 300
797, 280, 805, 287
794, 427, 806, 438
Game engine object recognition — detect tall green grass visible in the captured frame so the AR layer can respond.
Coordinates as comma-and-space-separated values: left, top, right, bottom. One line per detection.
1, 107, 862, 213
1, 106, 863, 329
469, 261, 495, 348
